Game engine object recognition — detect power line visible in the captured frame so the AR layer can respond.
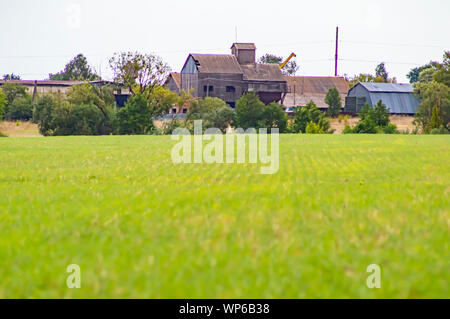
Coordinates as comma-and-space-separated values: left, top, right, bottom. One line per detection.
339, 58, 422, 66
340, 40, 449, 49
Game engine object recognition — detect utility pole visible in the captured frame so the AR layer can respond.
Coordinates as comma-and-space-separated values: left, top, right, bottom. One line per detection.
335, 26, 339, 77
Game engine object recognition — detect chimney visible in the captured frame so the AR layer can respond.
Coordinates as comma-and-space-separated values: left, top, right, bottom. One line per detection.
231, 43, 256, 65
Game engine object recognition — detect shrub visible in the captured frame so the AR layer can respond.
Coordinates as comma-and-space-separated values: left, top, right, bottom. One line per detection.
0, 131, 7, 137
290, 101, 331, 133
116, 94, 154, 135
430, 125, 449, 134
305, 121, 324, 134
7, 95, 33, 120
342, 124, 353, 134
188, 97, 234, 133
51, 103, 108, 136
382, 123, 399, 134
33, 95, 60, 136
338, 115, 343, 123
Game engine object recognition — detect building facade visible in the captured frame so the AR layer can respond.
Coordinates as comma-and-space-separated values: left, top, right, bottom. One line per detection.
177, 43, 288, 107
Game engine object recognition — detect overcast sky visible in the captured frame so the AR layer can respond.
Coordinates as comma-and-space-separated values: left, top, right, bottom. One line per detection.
0, 0, 449, 82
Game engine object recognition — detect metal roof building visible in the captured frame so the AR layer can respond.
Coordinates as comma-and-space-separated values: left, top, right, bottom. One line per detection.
345, 82, 420, 115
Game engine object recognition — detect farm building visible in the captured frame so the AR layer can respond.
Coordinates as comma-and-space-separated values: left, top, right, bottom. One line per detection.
176, 43, 288, 108
283, 76, 349, 111
345, 82, 420, 115
165, 73, 181, 93
0, 80, 130, 107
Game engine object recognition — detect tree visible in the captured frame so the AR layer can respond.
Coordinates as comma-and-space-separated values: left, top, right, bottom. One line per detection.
375, 62, 388, 82
259, 53, 299, 76
433, 51, 450, 87
188, 97, 234, 132
148, 86, 181, 118
2, 73, 21, 80
290, 101, 331, 134
349, 101, 396, 134
1, 83, 27, 106
261, 102, 288, 133
414, 81, 450, 133
50, 54, 101, 81
234, 92, 266, 130
109, 52, 171, 96
7, 95, 33, 120
115, 94, 154, 135
325, 87, 342, 117
407, 62, 440, 84
0, 89, 6, 118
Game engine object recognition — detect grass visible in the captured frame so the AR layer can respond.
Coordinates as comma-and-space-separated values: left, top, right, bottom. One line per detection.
0, 135, 449, 298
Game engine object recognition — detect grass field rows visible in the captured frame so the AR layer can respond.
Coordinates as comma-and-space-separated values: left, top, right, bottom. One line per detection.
0, 135, 449, 298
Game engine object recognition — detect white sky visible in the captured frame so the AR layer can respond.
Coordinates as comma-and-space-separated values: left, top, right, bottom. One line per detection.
0, 0, 449, 82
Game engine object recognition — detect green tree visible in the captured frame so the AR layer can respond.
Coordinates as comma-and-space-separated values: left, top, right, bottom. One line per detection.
349, 101, 396, 134
188, 97, 234, 132
234, 92, 266, 130
1, 83, 27, 106
109, 52, 171, 96
7, 95, 33, 120
414, 81, 450, 133
375, 62, 388, 82
261, 102, 288, 133
0, 89, 6, 118
325, 87, 342, 117
116, 94, 154, 135
433, 51, 450, 87
290, 101, 331, 133
407, 62, 440, 84
50, 54, 101, 81
259, 53, 299, 76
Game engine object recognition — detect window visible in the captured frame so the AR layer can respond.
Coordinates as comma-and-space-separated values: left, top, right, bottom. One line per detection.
227, 102, 235, 108
172, 108, 177, 114
226, 86, 236, 93
182, 108, 188, 114
203, 85, 214, 93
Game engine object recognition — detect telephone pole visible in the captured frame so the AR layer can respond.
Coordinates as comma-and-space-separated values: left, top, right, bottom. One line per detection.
335, 26, 339, 77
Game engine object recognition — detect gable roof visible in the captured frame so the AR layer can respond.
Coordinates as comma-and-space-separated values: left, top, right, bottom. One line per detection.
357, 82, 413, 93
241, 64, 285, 82
283, 76, 349, 108
188, 54, 243, 74
166, 72, 181, 88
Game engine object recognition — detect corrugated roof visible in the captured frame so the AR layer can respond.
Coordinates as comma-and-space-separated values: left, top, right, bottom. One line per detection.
190, 54, 243, 74
0, 80, 86, 86
241, 64, 285, 82
283, 76, 349, 108
358, 82, 413, 93
367, 92, 419, 114
231, 43, 256, 50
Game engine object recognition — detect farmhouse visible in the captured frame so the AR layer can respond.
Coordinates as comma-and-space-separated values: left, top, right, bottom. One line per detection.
176, 43, 288, 108
345, 82, 420, 115
283, 76, 349, 111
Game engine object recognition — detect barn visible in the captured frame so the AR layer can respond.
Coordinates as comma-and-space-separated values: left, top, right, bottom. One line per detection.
345, 82, 420, 115
176, 43, 288, 108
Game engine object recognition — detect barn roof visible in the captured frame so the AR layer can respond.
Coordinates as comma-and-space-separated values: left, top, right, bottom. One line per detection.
241, 64, 285, 82
283, 76, 350, 108
350, 82, 420, 114
189, 54, 243, 74
0, 80, 86, 86
357, 82, 413, 93
166, 72, 181, 88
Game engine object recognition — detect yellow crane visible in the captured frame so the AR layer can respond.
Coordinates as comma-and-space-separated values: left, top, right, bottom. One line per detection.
280, 53, 296, 69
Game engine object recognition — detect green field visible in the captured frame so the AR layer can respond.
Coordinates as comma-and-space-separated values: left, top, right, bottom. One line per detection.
0, 135, 449, 298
